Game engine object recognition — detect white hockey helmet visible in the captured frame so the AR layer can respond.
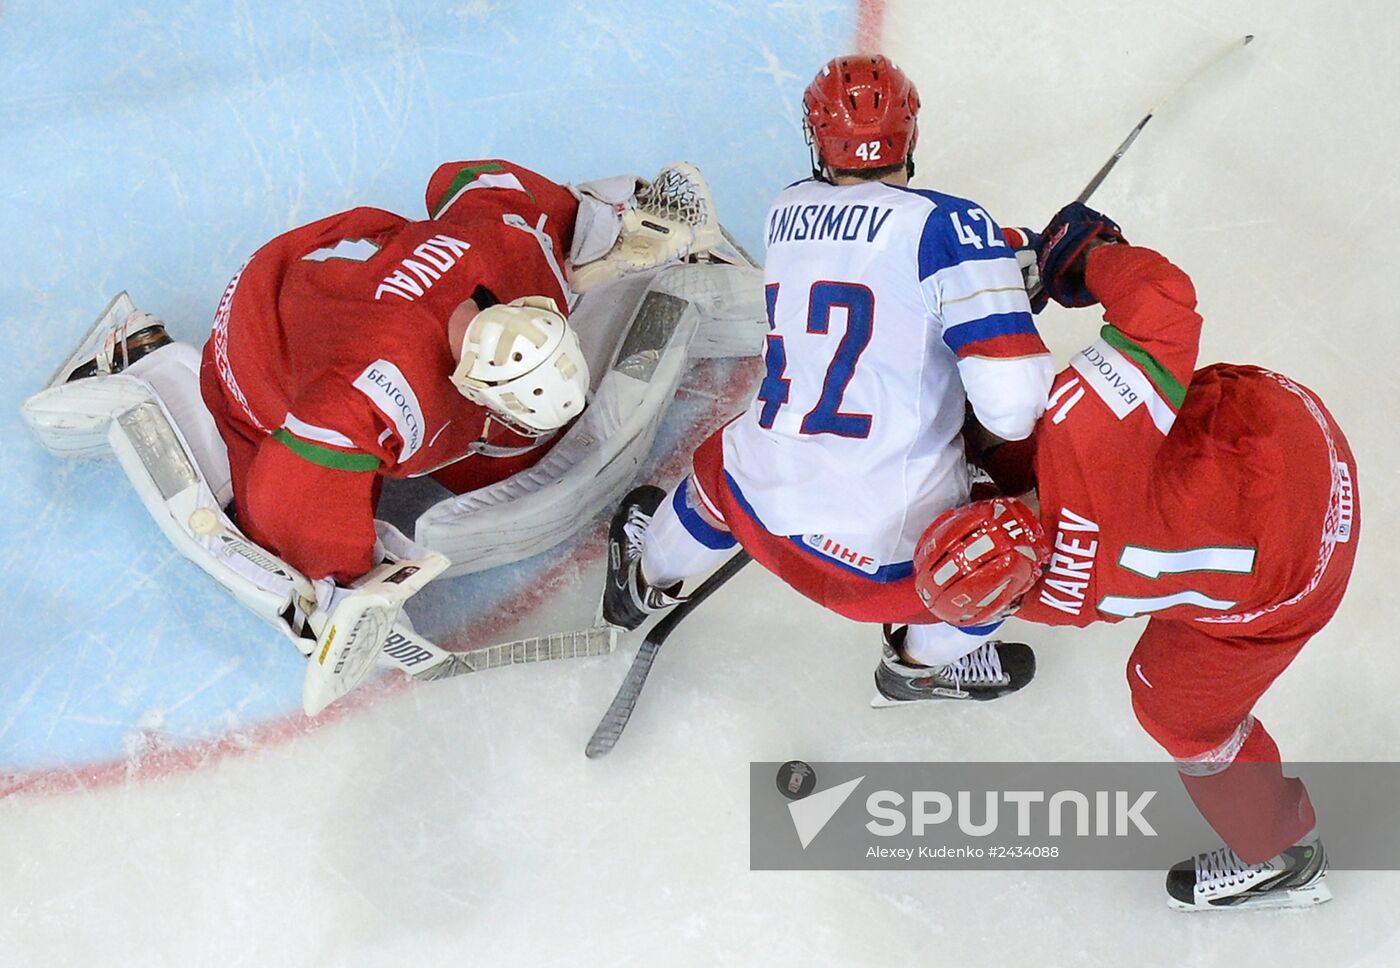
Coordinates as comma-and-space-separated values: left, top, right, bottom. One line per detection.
451, 296, 589, 436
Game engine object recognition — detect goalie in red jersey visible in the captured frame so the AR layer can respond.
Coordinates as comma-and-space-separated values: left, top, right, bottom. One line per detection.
200, 159, 586, 586
912, 203, 1359, 912
198, 158, 722, 586
25, 155, 738, 715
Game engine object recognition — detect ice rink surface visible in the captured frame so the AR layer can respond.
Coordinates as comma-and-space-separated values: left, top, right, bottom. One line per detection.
3, 1, 1398, 965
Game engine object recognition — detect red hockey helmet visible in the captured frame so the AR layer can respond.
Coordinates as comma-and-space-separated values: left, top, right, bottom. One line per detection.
913, 497, 1051, 626
803, 55, 920, 174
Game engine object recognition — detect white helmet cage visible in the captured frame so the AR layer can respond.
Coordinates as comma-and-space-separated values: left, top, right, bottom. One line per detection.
450, 295, 590, 437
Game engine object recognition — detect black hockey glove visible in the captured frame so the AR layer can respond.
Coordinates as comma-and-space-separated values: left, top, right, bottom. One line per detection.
1036, 202, 1126, 308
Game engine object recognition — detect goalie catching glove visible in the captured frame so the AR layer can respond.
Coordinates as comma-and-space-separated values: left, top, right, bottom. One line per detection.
567, 162, 724, 292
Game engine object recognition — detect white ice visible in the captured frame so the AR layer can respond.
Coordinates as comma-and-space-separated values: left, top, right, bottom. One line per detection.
2, 1, 1398, 966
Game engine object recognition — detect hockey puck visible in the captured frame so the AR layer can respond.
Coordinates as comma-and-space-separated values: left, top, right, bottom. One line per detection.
775, 760, 817, 800
188, 508, 220, 535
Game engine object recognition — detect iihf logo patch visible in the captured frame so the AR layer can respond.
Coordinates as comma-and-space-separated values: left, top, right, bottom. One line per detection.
804, 534, 879, 575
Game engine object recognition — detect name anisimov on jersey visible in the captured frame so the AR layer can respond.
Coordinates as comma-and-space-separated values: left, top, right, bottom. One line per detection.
766, 201, 895, 245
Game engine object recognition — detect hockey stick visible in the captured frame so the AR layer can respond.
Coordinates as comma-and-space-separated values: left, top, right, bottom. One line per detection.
380, 624, 618, 682
585, 550, 751, 758
204, 515, 619, 685
1076, 34, 1254, 204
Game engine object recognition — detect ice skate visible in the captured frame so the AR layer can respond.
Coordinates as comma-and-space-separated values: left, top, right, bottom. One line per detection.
23, 294, 179, 458
41, 290, 174, 387
1166, 834, 1332, 911
65, 309, 173, 382
871, 625, 1035, 706
601, 484, 685, 631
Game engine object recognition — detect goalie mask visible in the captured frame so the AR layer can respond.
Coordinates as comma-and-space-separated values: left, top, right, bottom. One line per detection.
451, 296, 589, 437
913, 497, 1051, 627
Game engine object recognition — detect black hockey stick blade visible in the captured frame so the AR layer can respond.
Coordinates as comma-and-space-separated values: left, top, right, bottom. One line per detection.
585, 551, 752, 758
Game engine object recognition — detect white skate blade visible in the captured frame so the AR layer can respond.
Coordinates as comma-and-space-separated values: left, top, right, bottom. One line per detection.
44, 291, 137, 389
869, 685, 971, 708
869, 693, 970, 708
1168, 880, 1333, 912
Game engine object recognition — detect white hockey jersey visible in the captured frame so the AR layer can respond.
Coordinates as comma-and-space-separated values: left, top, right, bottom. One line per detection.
722, 178, 1053, 568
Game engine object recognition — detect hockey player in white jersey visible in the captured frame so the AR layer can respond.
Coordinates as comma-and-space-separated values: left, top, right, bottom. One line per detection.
602, 55, 1055, 702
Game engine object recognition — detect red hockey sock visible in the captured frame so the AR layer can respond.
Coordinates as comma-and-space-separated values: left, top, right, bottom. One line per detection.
1178, 723, 1316, 864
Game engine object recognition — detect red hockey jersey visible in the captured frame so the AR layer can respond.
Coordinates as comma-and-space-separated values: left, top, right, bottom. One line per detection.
202, 160, 581, 581
1015, 245, 1357, 630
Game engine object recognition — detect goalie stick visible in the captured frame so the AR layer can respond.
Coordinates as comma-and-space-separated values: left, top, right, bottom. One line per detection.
585, 551, 751, 758
203, 514, 618, 688
380, 624, 618, 682
1076, 34, 1255, 204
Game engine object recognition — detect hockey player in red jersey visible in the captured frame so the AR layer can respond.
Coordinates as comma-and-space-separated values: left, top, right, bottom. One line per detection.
199, 158, 722, 586
25, 155, 736, 714
200, 159, 585, 584
913, 203, 1359, 911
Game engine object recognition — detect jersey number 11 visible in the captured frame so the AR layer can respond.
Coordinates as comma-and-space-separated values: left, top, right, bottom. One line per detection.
757, 281, 875, 438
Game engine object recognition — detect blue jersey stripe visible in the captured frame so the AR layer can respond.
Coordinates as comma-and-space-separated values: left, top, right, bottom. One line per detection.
942, 311, 1039, 353
673, 478, 738, 551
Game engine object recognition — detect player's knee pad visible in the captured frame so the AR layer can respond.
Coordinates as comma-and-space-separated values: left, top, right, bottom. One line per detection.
671, 476, 735, 549
1130, 687, 1263, 772
1128, 685, 1186, 756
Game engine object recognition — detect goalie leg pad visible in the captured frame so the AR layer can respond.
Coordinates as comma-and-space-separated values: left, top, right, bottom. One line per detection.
104, 381, 309, 641
23, 373, 155, 458
126, 342, 233, 506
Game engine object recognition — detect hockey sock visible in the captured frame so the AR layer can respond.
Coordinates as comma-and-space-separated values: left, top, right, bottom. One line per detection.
902, 620, 1002, 667
1172, 719, 1316, 864
640, 478, 736, 588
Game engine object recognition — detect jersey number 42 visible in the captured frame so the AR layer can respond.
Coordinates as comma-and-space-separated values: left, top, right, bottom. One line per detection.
757, 281, 874, 438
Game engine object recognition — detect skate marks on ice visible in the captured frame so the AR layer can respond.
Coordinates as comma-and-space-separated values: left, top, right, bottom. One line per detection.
1, 357, 759, 794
